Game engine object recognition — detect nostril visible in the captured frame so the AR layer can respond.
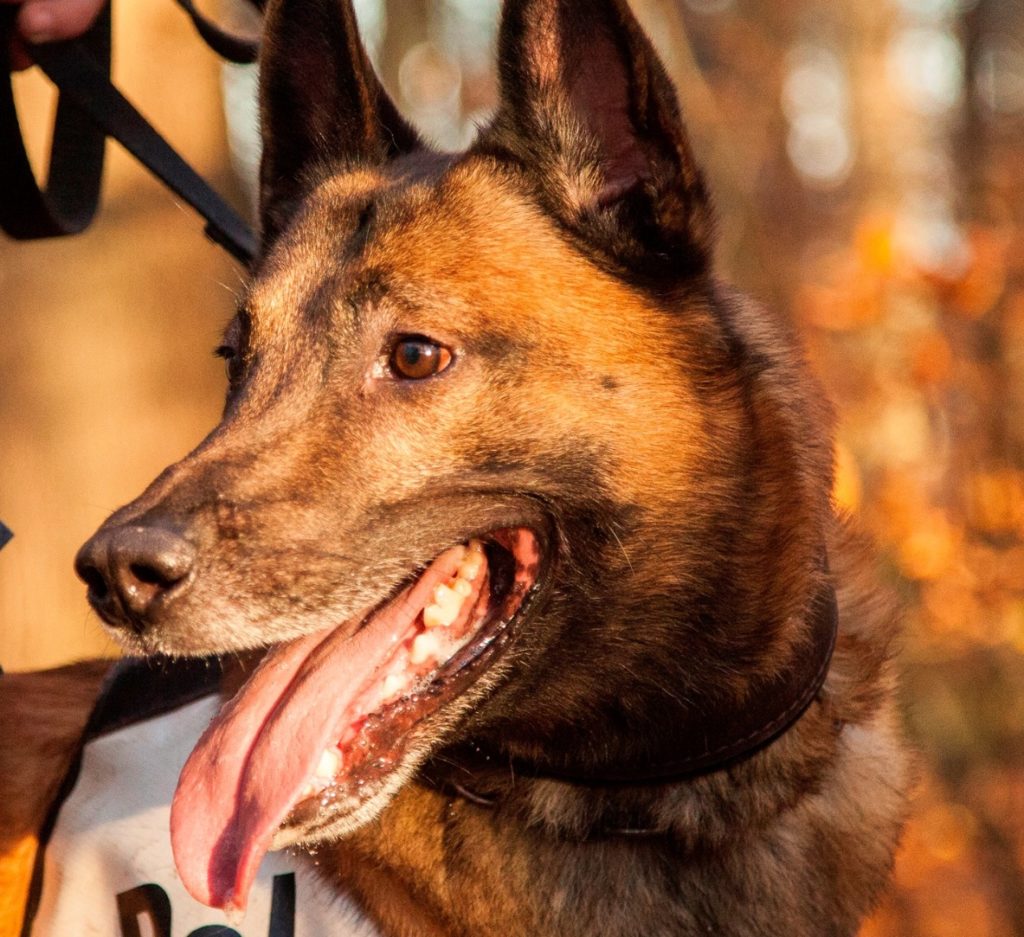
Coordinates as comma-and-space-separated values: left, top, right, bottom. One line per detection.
79, 564, 111, 602
75, 538, 114, 606
110, 526, 196, 620
129, 560, 179, 588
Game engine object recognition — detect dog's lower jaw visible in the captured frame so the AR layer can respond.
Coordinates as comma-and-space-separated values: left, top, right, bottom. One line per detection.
272, 763, 411, 852
272, 659, 514, 852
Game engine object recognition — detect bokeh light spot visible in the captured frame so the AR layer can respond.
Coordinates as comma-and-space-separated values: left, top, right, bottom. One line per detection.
886, 27, 965, 115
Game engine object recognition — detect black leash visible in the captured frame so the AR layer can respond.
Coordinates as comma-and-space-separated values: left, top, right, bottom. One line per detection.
0, 3, 109, 239
0, 0, 259, 265
174, 0, 258, 65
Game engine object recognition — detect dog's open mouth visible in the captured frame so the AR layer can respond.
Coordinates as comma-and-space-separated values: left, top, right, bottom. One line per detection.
170, 527, 541, 912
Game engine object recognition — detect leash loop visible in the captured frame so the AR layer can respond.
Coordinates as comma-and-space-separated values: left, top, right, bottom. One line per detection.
172, 0, 259, 64
1, 0, 258, 266
0, 3, 109, 239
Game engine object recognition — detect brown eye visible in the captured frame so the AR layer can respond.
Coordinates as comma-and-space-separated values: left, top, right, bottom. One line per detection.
389, 337, 452, 380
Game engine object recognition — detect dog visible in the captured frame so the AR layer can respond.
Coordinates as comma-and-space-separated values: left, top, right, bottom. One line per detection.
0, 0, 911, 934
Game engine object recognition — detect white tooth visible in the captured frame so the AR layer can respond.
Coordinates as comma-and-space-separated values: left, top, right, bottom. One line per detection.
458, 553, 483, 582
423, 605, 444, 629
423, 602, 458, 629
452, 577, 473, 598
410, 631, 441, 664
300, 782, 316, 799
316, 748, 340, 779
433, 583, 463, 610
383, 674, 404, 699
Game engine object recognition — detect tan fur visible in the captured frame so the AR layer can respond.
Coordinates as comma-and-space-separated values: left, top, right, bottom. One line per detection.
0, 662, 110, 937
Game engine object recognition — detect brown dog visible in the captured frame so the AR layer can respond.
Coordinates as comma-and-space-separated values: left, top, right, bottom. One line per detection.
1, 0, 910, 934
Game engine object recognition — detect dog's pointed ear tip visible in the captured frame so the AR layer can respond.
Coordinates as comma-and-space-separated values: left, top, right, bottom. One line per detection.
257, 0, 422, 237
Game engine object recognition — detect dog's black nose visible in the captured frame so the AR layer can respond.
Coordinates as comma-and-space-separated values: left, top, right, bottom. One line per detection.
75, 524, 195, 631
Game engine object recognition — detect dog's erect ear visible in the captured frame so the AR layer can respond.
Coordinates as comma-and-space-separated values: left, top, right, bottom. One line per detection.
258, 0, 419, 246
483, 0, 713, 278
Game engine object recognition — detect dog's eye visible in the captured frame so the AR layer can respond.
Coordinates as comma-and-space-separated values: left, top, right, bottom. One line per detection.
389, 337, 452, 380
214, 344, 243, 385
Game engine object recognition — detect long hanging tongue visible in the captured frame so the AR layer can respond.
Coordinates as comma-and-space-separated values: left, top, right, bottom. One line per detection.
170, 544, 470, 913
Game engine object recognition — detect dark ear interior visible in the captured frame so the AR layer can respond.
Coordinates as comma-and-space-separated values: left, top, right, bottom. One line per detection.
258, 0, 420, 247
479, 0, 713, 280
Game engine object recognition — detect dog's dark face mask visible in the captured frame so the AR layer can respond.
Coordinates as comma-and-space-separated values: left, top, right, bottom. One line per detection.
75, 0, 832, 914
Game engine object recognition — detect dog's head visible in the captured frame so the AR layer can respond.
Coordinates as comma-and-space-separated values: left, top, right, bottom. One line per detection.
76, 0, 833, 912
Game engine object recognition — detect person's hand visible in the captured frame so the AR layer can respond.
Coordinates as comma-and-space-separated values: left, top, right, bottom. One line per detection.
2, 0, 107, 70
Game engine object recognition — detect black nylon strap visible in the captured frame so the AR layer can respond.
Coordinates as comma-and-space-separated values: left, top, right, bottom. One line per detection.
0, 3, 109, 238
83, 653, 225, 741
1, 1, 258, 265
173, 0, 258, 65
429, 578, 839, 787
31, 37, 257, 263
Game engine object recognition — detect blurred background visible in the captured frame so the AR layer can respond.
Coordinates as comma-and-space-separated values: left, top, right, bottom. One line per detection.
2, 0, 1023, 932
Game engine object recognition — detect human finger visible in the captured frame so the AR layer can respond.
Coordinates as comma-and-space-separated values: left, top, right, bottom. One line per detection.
17, 0, 105, 44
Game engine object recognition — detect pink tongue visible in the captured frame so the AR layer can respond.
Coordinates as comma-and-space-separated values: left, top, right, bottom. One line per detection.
170, 545, 467, 912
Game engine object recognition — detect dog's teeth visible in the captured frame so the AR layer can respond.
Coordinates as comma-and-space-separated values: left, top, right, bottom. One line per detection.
458, 551, 483, 582
433, 583, 463, 611
422, 604, 444, 629
315, 748, 341, 780
383, 673, 405, 699
423, 601, 459, 629
452, 577, 473, 598
410, 631, 442, 665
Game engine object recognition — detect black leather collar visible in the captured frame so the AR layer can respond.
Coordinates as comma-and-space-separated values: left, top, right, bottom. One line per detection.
426, 577, 838, 790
